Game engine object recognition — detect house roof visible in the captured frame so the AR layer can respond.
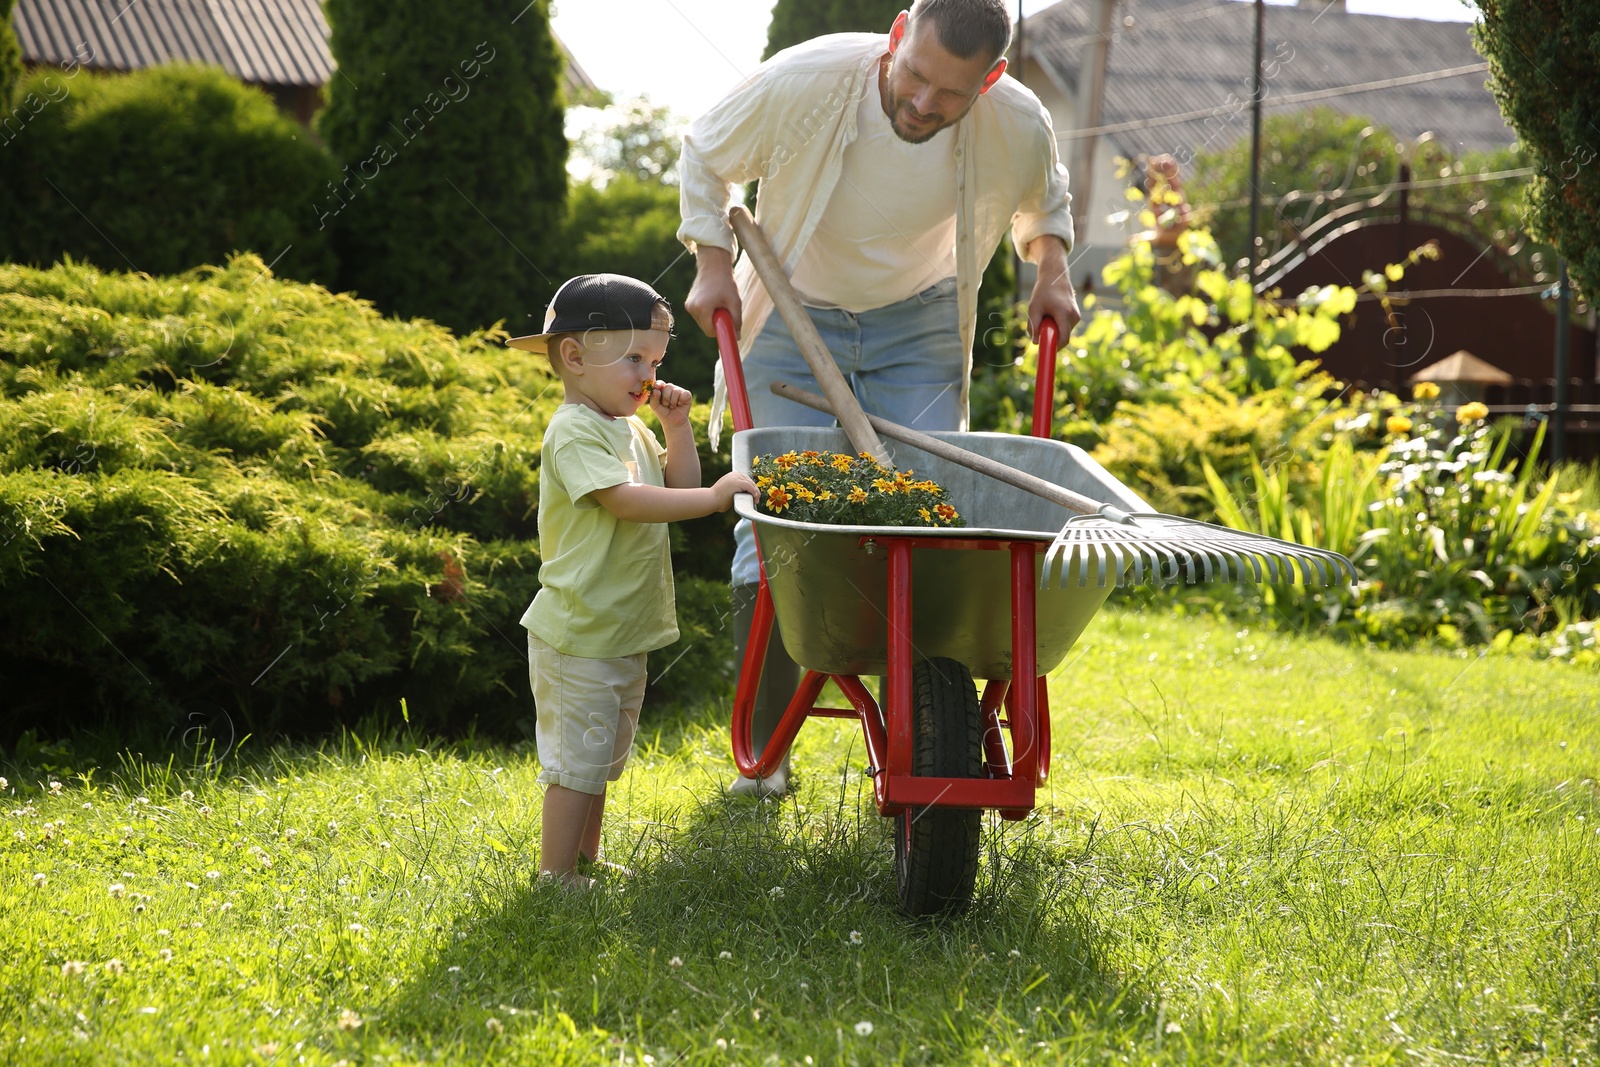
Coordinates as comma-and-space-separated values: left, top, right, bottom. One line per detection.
1023, 0, 1514, 160
13, 0, 597, 95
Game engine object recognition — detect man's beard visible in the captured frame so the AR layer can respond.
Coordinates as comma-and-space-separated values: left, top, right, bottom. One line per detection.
886, 98, 949, 144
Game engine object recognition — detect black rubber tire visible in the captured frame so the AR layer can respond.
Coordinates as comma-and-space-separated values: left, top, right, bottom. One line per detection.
893, 657, 983, 917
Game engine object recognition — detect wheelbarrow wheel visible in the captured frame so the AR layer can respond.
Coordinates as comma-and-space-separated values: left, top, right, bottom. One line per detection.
894, 657, 983, 917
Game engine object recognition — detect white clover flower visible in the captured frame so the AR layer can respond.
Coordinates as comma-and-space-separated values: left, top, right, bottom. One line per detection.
158, 948, 173, 962
198, 805, 212, 815
349, 923, 365, 932
336, 1009, 362, 1031
218, 902, 234, 913
48, 781, 63, 796
668, 956, 682, 968
136, 797, 149, 805
485, 1018, 504, 1036
848, 930, 863, 945
108, 883, 126, 898
103, 959, 125, 975
0, 777, 7, 791
715, 1038, 728, 1050
768, 886, 784, 898
61, 960, 86, 976
1165, 1021, 1182, 1034
205, 871, 220, 879
32, 873, 45, 887
1009, 949, 1021, 958
718, 950, 732, 960
180, 791, 194, 801
854, 1021, 874, 1036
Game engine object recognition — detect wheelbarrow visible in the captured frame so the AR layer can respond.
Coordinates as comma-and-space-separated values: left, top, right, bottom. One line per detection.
715, 307, 1140, 916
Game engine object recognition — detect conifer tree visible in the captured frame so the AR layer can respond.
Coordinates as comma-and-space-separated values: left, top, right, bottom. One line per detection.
1475, 1, 1600, 299
317, 0, 567, 334
763, 0, 907, 58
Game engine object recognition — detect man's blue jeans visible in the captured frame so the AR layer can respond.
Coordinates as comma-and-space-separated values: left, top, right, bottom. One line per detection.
731, 276, 965, 587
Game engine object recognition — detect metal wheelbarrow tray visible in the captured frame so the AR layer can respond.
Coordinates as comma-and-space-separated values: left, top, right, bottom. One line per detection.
733, 425, 1151, 680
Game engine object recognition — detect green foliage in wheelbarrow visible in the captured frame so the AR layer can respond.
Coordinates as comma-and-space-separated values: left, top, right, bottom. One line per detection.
0, 254, 737, 741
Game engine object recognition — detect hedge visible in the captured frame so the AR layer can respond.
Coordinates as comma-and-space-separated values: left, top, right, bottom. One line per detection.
0, 255, 738, 742
0, 65, 338, 286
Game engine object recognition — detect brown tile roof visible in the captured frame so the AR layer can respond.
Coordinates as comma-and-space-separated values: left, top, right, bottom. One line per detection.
13, 0, 596, 95
1025, 0, 1514, 159
15, 0, 332, 87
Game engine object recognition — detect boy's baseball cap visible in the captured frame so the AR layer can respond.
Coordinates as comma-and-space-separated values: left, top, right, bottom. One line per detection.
506, 274, 672, 353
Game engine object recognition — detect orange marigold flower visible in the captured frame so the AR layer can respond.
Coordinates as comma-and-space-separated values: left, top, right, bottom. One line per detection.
935, 504, 958, 523
848, 486, 868, 504
775, 452, 799, 470
766, 486, 790, 513
800, 450, 821, 461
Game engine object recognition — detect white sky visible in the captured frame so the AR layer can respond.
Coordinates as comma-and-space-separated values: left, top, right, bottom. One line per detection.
551, 0, 1477, 121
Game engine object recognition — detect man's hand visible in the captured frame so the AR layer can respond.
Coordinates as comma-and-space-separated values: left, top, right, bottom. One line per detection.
1025, 234, 1081, 349
647, 380, 693, 429
711, 470, 760, 512
684, 245, 742, 338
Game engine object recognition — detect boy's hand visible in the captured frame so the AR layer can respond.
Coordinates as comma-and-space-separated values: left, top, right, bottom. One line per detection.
711, 471, 760, 512
647, 380, 692, 427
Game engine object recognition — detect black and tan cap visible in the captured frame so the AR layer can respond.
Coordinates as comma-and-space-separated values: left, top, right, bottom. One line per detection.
506, 274, 673, 353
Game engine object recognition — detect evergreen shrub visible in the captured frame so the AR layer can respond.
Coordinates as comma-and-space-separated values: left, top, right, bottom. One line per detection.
0, 255, 738, 741
0, 65, 337, 284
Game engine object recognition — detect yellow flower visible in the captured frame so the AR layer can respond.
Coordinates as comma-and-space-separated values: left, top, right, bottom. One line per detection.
1386, 414, 1413, 435
755, 475, 773, 490
766, 486, 790, 513
775, 451, 799, 470
1412, 381, 1440, 401
872, 478, 896, 494
848, 486, 868, 504
1455, 401, 1489, 423
831, 453, 854, 472
793, 485, 816, 503
918, 508, 932, 523
935, 504, 958, 523
800, 450, 821, 461
817, 489, 833, 501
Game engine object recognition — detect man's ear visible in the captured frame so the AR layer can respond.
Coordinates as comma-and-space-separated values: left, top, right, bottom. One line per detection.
979, 57, 1007, 94
888, 11, 909, 52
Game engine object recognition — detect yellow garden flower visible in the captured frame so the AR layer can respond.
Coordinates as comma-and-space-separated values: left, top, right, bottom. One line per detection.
848, 486, 868, 504
872, 478, 896, 494
766, 486, 790, 513
755, 475, 773, 490
793, 485, 816, 503
831, 453, 854, 472
774, 451, 799, 470
1455, 401, 1490, 423
1413, 381, 1441, 401
935, 504, 958, 523
918, 508, 932, 523
1386, 414, 1413, 435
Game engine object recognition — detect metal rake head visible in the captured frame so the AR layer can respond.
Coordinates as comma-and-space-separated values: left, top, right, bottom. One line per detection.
1042, 512, 1358, 590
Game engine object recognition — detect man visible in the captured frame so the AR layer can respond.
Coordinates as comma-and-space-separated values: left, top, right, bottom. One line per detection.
677, 0, 1080, 795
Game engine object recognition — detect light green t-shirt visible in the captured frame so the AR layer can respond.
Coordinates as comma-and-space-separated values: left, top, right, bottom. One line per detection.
521, 404, 679, 658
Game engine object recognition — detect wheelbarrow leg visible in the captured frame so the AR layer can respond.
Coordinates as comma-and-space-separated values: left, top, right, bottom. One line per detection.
729, 576, 801, 796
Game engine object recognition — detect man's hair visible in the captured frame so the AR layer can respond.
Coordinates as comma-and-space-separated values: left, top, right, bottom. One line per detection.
907, 0, 1012, 63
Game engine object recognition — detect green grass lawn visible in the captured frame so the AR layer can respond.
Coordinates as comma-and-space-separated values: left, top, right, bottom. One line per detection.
3, 608, 1598, 1065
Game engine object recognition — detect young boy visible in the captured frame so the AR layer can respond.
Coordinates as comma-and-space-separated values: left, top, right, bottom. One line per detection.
508, 274, 758, 889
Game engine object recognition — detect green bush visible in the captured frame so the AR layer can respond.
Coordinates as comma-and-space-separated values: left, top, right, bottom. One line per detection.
0, 65, 337, 283
1201, 406, 1600, 651
0, 255, 739, 742
317, 0, 567, 335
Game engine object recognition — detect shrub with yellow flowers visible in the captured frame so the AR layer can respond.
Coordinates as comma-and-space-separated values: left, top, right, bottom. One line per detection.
750, 451, 965, 528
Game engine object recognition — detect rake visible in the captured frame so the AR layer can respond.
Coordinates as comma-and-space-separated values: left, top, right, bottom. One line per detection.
726, 204, 1355, 592
770, 382, 1355, 590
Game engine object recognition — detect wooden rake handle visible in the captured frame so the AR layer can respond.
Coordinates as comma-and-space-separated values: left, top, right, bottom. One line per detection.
727, 205, 893, 467
771, 380, 1121, 519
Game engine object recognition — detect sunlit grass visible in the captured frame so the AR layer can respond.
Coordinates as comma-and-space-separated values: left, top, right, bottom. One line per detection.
3, 608, 1598, 1065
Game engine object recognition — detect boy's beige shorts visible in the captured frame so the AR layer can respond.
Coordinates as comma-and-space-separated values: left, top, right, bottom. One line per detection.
527, 633, 646, 795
